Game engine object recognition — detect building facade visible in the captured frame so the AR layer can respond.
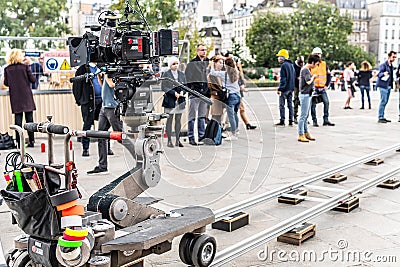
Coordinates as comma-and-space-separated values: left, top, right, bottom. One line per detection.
367, 0, 400, 65
335, 0, 370, 52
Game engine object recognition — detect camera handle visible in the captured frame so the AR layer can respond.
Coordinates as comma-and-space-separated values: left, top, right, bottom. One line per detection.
158, 77, 213, 105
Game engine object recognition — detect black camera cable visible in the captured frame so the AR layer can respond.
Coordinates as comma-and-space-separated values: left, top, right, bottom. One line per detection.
4, 151, 34, 173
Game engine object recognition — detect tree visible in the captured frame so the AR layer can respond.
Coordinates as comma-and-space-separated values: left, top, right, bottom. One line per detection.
0, 0, 70, 37
110, 0, 179, 31
246, 12, 293, 68
247, 0, 376, 68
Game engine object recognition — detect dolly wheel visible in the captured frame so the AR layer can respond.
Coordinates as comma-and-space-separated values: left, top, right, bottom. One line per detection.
178, 233, 196, 265
6, 248, 19, 266
190, 234, 216, 267
11, 251, 36, 267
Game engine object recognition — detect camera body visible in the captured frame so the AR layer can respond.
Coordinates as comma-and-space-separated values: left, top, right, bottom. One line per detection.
68, 9, 179, 118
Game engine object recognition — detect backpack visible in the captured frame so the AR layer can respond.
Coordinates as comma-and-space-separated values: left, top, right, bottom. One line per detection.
203, 119, 222, 146
0, 133, 16, 150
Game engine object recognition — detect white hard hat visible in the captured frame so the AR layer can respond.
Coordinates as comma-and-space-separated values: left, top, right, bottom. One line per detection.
312, 47, 322, 54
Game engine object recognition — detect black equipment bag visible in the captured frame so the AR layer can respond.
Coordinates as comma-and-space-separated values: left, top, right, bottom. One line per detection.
203, 119, 222, 146
0, 133, 16, 150
0, 189, 61, 240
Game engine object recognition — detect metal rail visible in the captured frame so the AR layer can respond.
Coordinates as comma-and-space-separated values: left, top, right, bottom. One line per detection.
211, 167, 400, 266
214, 143, 400, 220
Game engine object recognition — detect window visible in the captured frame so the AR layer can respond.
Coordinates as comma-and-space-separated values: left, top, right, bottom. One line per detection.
361, 10, 367, 19
391, 44, 394, 51
361, 33, 367, 42
386, 18, 389, 25
392, 30, 395, 39
384, 43, 387, 53
385, 29, 388, 39
393, 19, 396, 25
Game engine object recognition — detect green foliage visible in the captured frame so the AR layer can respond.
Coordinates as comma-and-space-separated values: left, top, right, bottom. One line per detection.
178, 25, 210, 60
0, 0, 70, 37
246, 12, 293, 68
247, 0, 375, 69
110, 0, 179, 31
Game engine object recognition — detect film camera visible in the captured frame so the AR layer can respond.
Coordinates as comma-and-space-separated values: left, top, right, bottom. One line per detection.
68, 1, 179, 118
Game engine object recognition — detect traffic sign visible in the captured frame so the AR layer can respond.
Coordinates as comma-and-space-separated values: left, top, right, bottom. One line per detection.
60, 59, 71, 70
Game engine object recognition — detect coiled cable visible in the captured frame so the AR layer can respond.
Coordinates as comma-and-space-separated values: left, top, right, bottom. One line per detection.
4, 151, 34, 173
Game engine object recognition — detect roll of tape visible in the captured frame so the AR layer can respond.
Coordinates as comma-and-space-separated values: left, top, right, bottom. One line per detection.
63, 233, 86, 241
50, 189, 79, 206
64, 227, 89, 238
61, 215, 83, 229
59, 246, 81, 261
56, 239, 90, 267
85, 228, 95, 250
57, 200, 79, 211
62, 205, 85, 217
57, 237, 82, 248
88, 255, 111, 267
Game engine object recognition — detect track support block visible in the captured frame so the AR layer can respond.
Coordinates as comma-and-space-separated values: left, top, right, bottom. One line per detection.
333, 197, 359, 213
323, 173, 347, 184
277, 222, 316, 246
278, 189, 307, 205
364, 158, 384, 166
212, 212, 249, 232
377, 179, 400, 190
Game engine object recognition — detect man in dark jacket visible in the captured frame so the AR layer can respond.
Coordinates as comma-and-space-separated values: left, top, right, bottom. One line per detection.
275, 49, 295, 126
377, 51, 397, 123
185, 44, 210, 145
72, 63, 102, 156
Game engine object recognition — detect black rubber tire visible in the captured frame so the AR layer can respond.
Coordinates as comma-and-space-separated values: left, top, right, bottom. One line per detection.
178, 232, 196, 265
11, 251, 35, 267
6, 248, 19, 266
190, 234, 217, 267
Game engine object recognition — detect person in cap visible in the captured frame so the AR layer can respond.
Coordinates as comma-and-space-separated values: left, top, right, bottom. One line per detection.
310, 47, 335, 126
275, 49, 295, 126
293, 56, 304, 124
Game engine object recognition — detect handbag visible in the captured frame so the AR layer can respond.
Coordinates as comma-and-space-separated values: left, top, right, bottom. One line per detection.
312, 91, 323, 105
216, 72, 229, 103
0, 132, 16, 150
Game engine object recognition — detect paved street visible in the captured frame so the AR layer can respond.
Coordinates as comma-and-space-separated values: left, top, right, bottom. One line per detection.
1, 88, 400, 266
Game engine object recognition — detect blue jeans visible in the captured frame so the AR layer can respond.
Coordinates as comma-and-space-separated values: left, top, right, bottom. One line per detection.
359, 85, 371, 107
378, 87, 391, 119
298, 94, 311, 135
279, 90, 294, 122
311, 89, 329, 123
226, 93, 241, 134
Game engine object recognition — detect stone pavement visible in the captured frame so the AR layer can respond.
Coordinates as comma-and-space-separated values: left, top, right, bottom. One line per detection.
1, 88, 400, 266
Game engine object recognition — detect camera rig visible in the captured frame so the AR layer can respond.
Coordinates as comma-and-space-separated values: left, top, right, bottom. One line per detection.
68, 0, 179, 117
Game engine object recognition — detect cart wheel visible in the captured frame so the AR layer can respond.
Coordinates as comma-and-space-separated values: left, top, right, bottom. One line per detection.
178, 233, 196, 265
6, 248, 19, 266
11, 251, 36, 267
190, 234, 216, 267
